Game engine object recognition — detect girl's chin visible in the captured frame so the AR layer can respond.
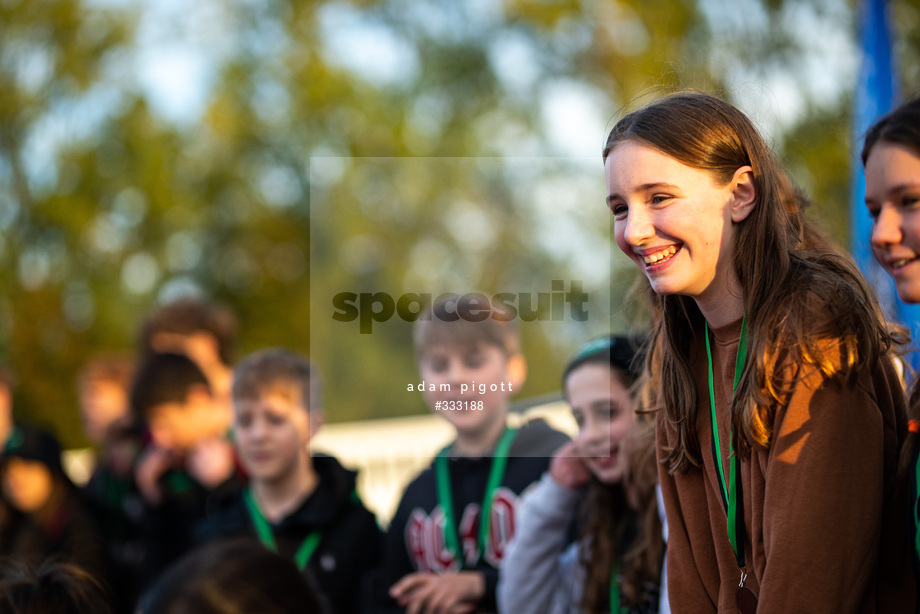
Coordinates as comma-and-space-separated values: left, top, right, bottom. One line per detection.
895, 279, 920, 304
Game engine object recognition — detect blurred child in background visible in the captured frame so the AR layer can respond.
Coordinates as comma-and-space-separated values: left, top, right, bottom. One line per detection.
0, 365, 17, 540
130, 352, 241, 587
378, 297, 569, 614
499, 336, 665, 614
0, 427, 108, 585
0, 366, 14, 452
138, 297, 238, 413
78, 354, 145, 614
197, 348, 380, 614
77, 354, 135, 448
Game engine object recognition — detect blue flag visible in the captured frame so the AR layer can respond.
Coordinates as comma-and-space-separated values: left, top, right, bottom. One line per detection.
850, 0, 920, 367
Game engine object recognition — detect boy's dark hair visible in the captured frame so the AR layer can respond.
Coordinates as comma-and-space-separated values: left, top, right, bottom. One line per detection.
139, 298, 238, 367
0, 557, 112, 614
130, 353, 210, 419
232, 348, 321, 412
137, 537, 329, 614
413, 297, 520, 359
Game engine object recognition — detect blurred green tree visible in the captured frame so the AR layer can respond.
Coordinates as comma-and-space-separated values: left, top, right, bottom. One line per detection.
1, 0, 917, 445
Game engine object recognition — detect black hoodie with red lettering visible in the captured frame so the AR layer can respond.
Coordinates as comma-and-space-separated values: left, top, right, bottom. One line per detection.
375, 418, 569, 613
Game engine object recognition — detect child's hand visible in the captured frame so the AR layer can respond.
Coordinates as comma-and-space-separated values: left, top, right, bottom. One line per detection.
389, 571, 483, 614
135, 446, 173, 505
187, 437, 236, 490
549, 441, 592, 490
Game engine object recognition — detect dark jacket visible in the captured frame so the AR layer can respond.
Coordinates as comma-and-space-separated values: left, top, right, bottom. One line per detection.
83, 432, 147, 614
0, 487, 109, 585
139, 459, 243, 590
196, 454, 381, 614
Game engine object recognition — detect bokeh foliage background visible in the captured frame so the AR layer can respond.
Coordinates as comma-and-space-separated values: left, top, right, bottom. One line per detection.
1, 0, 919, 446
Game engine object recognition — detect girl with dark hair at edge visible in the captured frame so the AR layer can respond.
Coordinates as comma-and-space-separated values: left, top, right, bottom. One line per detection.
863, 95, 920, 614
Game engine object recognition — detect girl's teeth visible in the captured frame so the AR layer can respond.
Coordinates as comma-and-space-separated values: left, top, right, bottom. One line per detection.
643, 245, 677, 264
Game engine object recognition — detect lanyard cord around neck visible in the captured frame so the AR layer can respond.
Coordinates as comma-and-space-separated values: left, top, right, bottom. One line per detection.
244, 487, 322, 571
705, 316, 749, 570
609, 566, 628, 614
435, 426, 518, 567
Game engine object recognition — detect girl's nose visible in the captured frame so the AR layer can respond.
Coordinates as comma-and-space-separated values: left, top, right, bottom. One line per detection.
870, 206, 903, 249
622, 207, 654, 247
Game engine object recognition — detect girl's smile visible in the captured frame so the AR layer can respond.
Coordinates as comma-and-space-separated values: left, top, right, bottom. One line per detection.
637, 244, 682, 272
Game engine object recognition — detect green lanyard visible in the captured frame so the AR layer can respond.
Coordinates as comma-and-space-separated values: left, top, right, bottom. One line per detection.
435, 426, 518, 566
243, 488, 322, 571
609, 567, 627, 614
705, 316, 749, 570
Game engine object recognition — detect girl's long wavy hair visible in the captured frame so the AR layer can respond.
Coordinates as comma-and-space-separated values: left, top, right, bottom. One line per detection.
579, 417, 664, 613
564, 341, 664, 613
603, 91, 900, 472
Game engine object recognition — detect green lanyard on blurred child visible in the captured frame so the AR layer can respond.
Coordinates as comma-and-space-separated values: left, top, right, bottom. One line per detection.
244, 488, 322, 571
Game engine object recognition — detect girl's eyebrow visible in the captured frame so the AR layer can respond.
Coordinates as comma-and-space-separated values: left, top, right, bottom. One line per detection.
606, 182, 680, 205
887, 182, 920, 194
867, 183, 920, 205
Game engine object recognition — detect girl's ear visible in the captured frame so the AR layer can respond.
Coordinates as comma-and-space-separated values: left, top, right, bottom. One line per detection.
729, 165, 756, 223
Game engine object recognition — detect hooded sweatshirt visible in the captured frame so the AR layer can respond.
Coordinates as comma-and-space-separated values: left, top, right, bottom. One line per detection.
659, 317, 915, 612
197, 453, 381, 614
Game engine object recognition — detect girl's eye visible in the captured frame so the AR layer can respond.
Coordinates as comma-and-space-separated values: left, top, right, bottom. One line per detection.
650, 194, 670, 205
572, 410, 584, 429
610, 204, 627, 218
902, 195, 920, 208
266, 413, 285, 426
236, 414, 252, 428
867, 207, 881, 220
